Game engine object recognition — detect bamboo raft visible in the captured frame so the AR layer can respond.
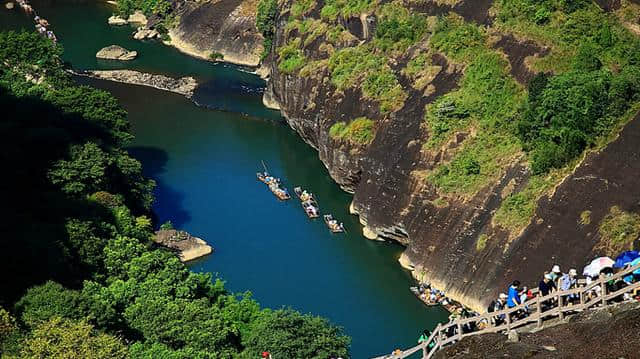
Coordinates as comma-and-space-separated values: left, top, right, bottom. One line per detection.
294, 187, 319, 219
323, 214, 344, 233
256, 172, 290, 200
410, 286, 461, 313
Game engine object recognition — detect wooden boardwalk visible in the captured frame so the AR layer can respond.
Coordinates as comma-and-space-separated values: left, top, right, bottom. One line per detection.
373, 262, 640, 359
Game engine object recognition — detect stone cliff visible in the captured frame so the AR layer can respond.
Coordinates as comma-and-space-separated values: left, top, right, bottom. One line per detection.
167, 0, 264, 66
260, 0, 640, 311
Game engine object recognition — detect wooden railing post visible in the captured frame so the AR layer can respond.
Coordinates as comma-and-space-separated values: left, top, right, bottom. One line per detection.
505, 308, 511, 330
457, 322, 463, 338
558, 293, 564, 320
601, 280, 607, 306
536, 297, 542, 327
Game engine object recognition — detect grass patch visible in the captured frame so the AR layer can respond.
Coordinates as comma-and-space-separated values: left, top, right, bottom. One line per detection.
580, 210, 592, 225
329, 117, 376, 145
321, 0, 377, 21
290, 0, 316, 18
476, 234, 489, 251
597, 206, 640, 255
431, 197, 449, 208
328, 45, 407, 113
493, 166, 570, 233
428, 131, 520, 196
374, 1, 428, 53
277, 38, 306, 74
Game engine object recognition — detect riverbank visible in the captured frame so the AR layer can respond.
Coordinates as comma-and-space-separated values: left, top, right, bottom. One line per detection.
70, 69, 197, 97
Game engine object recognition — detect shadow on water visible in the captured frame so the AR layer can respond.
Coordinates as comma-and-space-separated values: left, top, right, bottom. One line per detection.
128, 146, 191, 228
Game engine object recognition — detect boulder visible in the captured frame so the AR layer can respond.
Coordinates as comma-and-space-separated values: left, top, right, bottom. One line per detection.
107, 15, 127, 26
127, 10, 147, 25
507, 330, 520, 343
96, 45, 138, 61
153, 229, 213, 262
133, 27, 157, 40
5, 2, 15, 10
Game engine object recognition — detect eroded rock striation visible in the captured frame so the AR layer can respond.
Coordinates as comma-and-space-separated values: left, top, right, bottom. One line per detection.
153, 229, 213, 262
75, 70, 197, 97
96, 45, 138, 61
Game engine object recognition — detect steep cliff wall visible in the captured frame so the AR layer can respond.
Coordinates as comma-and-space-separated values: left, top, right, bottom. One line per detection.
167, 0, 264, 66
263, 0, 640, 311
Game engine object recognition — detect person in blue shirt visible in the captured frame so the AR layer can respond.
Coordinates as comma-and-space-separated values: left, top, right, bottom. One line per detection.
507, 280, 521, 308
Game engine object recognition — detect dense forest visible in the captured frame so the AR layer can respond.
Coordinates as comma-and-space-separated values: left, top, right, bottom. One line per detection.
0, 31, 350, 358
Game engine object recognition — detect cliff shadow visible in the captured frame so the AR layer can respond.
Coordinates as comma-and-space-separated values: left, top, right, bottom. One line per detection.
128, 146, 191, 228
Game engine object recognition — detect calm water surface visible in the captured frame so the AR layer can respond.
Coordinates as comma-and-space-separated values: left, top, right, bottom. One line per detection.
1, 3, 448, 357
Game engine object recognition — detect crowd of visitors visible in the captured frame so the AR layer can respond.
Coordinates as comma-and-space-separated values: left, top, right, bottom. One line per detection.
409, 250, 640, 356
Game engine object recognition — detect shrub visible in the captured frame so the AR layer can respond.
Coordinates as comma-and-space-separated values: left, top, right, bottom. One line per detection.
241, 309, 350, 359
278, 38, 306, 74
598, 206, 640, 255
160, 220, 174, 230
329, 117, 375, 144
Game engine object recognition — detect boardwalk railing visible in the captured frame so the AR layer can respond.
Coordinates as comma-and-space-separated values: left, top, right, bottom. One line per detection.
373, 261, 640, 359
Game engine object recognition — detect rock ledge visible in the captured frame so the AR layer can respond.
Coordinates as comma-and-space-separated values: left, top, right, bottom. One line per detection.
153, 229, 213, 262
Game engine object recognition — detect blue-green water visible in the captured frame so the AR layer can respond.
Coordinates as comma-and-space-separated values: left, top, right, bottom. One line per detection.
1, 2, 447, 357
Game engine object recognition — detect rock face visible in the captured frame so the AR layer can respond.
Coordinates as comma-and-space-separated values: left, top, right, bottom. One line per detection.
262, 0, 640, 312
153, 229, 213, 262
108, 15, 127, 26
166, 0, 264, 66
434, 302, 640, 358
74, 70, 197, 97
96, 45, 138, 61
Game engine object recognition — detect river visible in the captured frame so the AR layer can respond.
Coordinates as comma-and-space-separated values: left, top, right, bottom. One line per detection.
1, 2, 448, 357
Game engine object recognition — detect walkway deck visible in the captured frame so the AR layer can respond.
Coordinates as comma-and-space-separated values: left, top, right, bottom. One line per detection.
373, 261, 640, 359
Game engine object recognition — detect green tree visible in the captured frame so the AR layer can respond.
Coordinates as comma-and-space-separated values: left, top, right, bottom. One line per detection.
241, 309, 350, 359
14, 281, 84, 327
21, 317, 127, 359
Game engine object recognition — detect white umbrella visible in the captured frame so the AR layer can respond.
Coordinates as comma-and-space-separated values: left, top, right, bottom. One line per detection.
582, 256, 615, 277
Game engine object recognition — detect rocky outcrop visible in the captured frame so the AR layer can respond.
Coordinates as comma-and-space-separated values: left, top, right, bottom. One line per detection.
153, 229, 213, 262
96, 45, 138, 61
165, 0, 264, 66
435, 302, 640, 358
127, 10, 147, 25
72, 70, 197, 97
133, 27, 159, 40
108, 15, 127, 26
263, 0, 640, 312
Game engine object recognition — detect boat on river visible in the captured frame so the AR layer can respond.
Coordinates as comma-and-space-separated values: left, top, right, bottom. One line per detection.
257, 171, 291, 200
410, 285, 461, 313
323, 214, 344, 233
294, 187, 319, 219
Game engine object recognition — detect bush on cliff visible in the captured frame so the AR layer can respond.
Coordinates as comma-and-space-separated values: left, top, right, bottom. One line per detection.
257, 0, 278, 59
329, 117, 375, 145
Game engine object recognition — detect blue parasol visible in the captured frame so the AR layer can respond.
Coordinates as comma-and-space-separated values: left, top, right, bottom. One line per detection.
614, 250, 640, 268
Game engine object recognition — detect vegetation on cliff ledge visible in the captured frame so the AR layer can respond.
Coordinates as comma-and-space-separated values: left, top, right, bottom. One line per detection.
0, 31, 350, 358
329, 117, 376, 145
